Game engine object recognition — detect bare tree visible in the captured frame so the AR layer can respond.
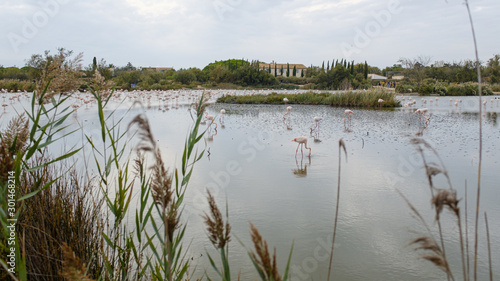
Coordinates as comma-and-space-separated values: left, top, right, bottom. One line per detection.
398, 55, 432, 86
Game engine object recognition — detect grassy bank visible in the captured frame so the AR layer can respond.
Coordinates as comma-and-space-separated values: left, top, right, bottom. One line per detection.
217, 89, 401, 108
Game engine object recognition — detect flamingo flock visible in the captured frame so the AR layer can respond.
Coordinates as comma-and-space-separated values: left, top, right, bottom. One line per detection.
2, 88, 499, 160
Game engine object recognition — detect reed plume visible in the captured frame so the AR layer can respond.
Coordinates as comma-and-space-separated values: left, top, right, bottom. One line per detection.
203, 190, 232, 281
249, 223, 282, 281
409, 237, 452, 276
406, 138, 468, 281
59, 243, 96, 281
129, 114, 178, 242
0, 114, 29, 181
431, 188, 459, 220
203, 190, 231, 249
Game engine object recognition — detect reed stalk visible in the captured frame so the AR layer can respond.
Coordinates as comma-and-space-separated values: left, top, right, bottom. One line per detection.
327, 139, 347, 281
484, 213, 492, 281
463, 2, 483, 280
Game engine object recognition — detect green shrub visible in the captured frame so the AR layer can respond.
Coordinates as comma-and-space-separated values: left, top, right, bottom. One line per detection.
422, 78, 436, 85
396, 84, 416, 93
447, 82, 493, 96
433, 82, 448, 95
488, 83, 500, 92
418, 84, 434, 95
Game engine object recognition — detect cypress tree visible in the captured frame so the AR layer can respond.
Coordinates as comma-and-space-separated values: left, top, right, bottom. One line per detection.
335, 59, 338, 68
281, 64, 284, 76
321, 61, 325, 73
268, 64, 271, 73
92, 57, 97, 71
364, 61, 368, 79
275, 63, 277, 77
340, 59, 344, 68
327, 60, 330, 71
344, 60, 347, 68
301, 68, 304, 77
287, 63, 290, 77
350, 61, 354, 75
293, 65, 297, 77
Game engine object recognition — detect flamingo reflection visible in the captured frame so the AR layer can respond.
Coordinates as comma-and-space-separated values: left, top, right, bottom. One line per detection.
292, 156, 311, 178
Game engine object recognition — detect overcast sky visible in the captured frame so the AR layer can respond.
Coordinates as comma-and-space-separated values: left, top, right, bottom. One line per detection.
1, 0, 499, 70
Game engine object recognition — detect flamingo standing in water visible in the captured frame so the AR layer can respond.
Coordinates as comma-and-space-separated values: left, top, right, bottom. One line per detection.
292, 136, 311, 157
415, 108, 431, 125
219, 109, 226, 123
310, 116, 322, 133
205, 114, 218, 132
344, 109, 353, 123
378, 99, 384, 109
283, 106, 292, 120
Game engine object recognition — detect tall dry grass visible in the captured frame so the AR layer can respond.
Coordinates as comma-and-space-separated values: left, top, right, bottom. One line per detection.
19, 164, 103, 280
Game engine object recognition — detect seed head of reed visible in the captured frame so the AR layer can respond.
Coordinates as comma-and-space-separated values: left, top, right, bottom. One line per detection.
249, 223, 282, 281
203, 190, 231, 249
59, 243, 96, 281
0, 114, 29, 181
410, 236, 451, 275
91, 71, 114, 99
129, 114, 178, 239
431, 188, 459, 220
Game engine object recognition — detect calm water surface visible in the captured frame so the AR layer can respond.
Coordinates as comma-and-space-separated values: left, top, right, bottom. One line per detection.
1, 91, 499, 280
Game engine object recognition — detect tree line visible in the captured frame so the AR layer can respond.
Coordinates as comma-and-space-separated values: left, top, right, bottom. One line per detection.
0, 48, 499, 95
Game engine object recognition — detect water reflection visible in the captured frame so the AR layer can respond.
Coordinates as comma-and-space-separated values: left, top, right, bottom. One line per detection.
486, 112, 498, 127
205, 127, 217, 142
292, 156, 311, 177
283, 119, 292, 130
310, 132, 322, 143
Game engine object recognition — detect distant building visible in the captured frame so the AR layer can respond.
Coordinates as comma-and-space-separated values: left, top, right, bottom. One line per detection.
258, 62, 307, 77
141, 67, 174, 72
391, 75, 405, 80
367, 74, 387, 81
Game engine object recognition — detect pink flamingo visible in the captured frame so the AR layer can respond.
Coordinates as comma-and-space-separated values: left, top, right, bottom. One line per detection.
206, 114, 218, 131
219, 109, 226, 123
415, 108, 431, 125
415, 108, 428, 118
310, 116, 323, 133
292, 136, 311, 157
378, 98, 384, 109
283, 106, 292, 120
344, 109, 353, 123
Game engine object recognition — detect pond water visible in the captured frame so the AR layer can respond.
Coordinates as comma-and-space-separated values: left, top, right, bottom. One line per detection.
1, 90, 499, 280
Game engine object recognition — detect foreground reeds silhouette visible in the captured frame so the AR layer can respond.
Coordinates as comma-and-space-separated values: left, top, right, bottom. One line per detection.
396, 138, 493, 281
